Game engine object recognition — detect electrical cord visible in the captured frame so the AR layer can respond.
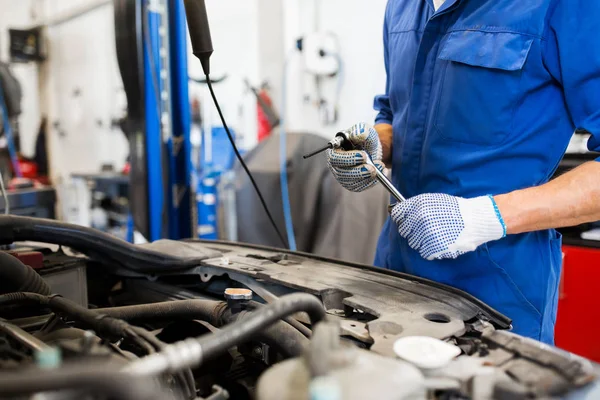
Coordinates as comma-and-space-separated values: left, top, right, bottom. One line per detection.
279, 54, 297, 251
204, 76, 288, 248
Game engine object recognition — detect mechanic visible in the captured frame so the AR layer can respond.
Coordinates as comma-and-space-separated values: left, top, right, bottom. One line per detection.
326, 0, 600, 344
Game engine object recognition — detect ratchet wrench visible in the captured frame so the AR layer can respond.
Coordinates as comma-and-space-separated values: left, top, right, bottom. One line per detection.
304, 131, 405, 204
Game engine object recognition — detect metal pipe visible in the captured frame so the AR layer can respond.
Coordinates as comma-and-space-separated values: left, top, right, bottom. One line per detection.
0, 319, 50, 352
364, 157, 406, 203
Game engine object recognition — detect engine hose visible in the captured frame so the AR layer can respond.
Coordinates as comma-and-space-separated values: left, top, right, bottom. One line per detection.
97, 299, 309, 357
0, 293, 134, 341
249, 300, 312, 338
125, 293, 325, 376
96, 299, 228, 324
0, 215, 203, 272
130, 326, 196, 400
0, 366, 168, 400
0, 251, 50, 295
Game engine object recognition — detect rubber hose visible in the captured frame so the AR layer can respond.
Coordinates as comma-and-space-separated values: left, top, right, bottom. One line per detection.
0, 252, 50, 295
0, 293, 132, 340
0, 215, 203, 272
198, 293, 324, 362
97, 299, 309, 357
0, 367, 167, 400
249, 300, 312, 338
126, 293, 326, 375
224, 310, 307, 357
96, 299, 228, 324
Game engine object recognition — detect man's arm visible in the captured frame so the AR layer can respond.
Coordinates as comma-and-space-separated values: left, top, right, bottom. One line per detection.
495, 161, 600, 234
373, 3, 393, 168
374, 123, 393, 167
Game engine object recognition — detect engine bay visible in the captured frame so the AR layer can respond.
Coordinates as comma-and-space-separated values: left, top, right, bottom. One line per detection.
0, 216, 597, 399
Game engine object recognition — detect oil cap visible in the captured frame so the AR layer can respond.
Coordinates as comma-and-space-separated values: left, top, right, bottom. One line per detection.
224, 288, 253, 313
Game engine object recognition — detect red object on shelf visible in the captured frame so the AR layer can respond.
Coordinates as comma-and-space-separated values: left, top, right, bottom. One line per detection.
555, 245, 600, 362
257, 88, 274, 142
17, 158, 38, 179
7, 251, 44, 270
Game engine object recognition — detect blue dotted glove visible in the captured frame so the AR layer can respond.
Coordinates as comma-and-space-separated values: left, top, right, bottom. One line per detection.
391, 193, 507, 260
325, 123, 386, 192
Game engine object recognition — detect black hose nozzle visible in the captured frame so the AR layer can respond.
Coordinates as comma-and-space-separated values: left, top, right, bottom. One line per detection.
303, 143, 334, 159
183, 0, 213, 75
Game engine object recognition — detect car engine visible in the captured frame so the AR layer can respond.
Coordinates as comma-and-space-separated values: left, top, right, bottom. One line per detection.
0, 216, 597, 400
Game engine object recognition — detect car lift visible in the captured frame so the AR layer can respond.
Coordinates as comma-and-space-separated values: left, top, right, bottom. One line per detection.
116, 0, 194, 242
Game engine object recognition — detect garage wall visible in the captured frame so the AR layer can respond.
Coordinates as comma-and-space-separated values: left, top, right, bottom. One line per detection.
189, 0, 389, 143
281, 0, 388, 138
190, 0, 260, 150
40, 0, 128, 183
0, 0, 128, 183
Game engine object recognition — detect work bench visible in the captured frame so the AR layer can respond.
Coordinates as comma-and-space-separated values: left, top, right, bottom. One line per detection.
0, 187, 56, 218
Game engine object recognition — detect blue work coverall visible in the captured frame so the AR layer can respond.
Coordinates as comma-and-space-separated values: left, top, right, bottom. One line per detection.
373, 0, 600, 344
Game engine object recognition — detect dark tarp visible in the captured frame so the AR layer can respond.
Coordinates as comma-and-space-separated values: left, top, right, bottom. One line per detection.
231, 132, 389, 265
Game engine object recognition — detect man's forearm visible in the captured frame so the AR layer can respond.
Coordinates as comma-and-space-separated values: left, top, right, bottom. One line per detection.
374, 123, 393, 167
494, 161, 600, 234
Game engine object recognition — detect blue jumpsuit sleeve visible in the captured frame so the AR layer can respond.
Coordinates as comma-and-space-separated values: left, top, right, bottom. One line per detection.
544, 0, 600, 160
373, 3, 393, 125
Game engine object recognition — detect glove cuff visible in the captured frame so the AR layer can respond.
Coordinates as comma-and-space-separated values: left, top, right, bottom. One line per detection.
487, 195, 507, 238
456, 195, 506, 246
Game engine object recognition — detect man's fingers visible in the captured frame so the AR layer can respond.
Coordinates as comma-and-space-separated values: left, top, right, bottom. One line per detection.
345, 177, 377, 192
372, 160, 386, 173
327, 149, 368, 168
328, 163, 377, 182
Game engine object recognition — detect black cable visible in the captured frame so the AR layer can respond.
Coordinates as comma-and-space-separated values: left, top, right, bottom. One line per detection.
205, 76, 288, 248
0, 293, 139, 342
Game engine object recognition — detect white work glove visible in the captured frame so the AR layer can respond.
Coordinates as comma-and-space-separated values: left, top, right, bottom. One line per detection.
391, 194, 507, 260
325, 122, 386, 192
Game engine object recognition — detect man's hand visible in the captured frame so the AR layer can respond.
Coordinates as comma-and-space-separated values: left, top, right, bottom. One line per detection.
326, 123, 387, 192
391, 194, 506, 260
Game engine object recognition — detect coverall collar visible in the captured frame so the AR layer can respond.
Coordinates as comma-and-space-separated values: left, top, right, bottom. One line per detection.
424, 0, 463, 17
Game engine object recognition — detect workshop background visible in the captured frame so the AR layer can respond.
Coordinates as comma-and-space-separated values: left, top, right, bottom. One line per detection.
0, 0, 598, 364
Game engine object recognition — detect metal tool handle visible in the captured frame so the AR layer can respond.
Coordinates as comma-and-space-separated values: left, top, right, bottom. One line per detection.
364, 158, 405, 203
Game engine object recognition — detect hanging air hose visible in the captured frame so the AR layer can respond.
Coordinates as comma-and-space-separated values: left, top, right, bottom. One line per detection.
279, 54, 298, 251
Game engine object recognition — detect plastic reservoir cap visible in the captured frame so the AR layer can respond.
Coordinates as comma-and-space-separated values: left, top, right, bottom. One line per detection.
393, 336, 461, 369
35, 347, 62, 369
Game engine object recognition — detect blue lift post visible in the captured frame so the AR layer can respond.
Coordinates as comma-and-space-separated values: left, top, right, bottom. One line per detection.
142, 0, 165, 242
167, 0, 194, 239
142, 0, 193, 241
